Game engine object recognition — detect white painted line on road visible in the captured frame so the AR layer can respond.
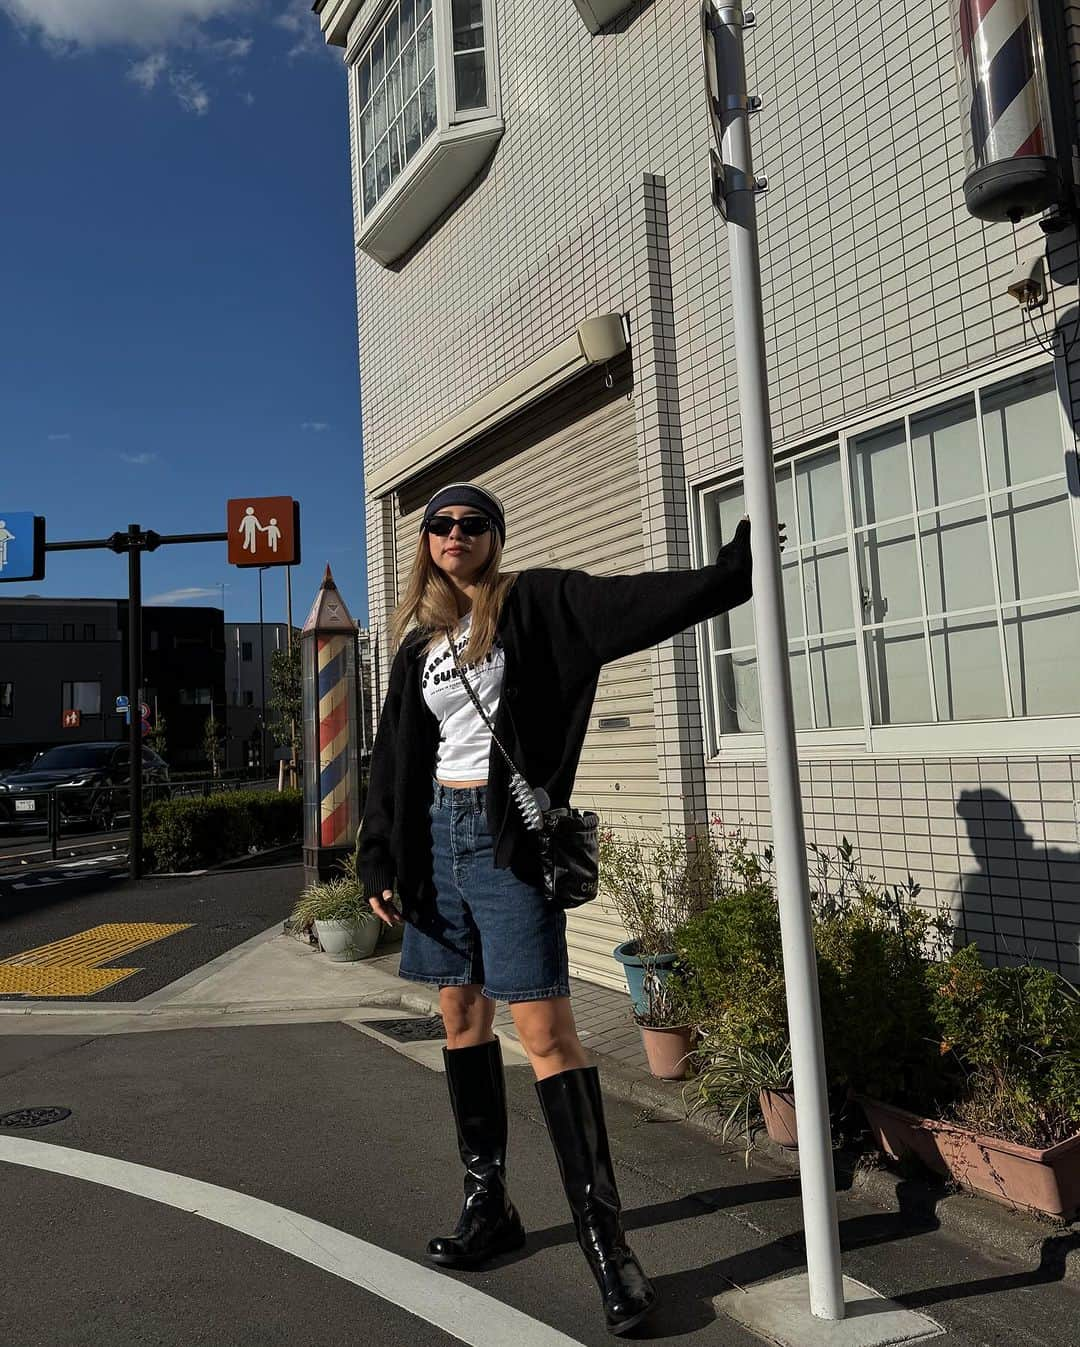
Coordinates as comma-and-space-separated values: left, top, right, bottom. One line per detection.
0, 1137, 586, 1347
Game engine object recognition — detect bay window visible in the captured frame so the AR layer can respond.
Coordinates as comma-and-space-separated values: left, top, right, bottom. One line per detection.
699, 364, 1080, 754
350, 0, 503, 266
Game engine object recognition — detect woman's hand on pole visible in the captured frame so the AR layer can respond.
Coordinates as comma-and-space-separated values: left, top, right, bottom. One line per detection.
370, 890, 403, 926
740, 515, 787, 551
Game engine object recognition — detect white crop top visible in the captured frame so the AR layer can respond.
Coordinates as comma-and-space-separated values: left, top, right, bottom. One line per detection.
421, 613, 506, 782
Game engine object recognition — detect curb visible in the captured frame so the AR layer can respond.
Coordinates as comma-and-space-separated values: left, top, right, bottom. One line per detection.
149, 842, 300, 879
580, 1053, 1080, 1281
296, 973, 1080, 1278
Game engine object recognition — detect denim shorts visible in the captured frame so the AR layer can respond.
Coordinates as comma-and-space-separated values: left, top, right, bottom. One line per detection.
398, 780, 570, 1002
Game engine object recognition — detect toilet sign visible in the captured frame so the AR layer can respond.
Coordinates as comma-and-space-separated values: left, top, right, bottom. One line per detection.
227, 497, 300, 567
0, 513, 45, 583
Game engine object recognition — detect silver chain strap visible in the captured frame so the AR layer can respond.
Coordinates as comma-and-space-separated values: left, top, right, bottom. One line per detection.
444, 626, 546, 832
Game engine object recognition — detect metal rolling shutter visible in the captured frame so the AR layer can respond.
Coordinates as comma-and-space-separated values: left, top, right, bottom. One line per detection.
393, 363, 661, 990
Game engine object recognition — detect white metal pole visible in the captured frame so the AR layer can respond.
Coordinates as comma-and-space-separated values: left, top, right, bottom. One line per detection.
711, 2, 845, 1320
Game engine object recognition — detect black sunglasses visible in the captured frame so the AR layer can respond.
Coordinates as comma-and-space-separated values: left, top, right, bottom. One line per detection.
423, 514, 494, 537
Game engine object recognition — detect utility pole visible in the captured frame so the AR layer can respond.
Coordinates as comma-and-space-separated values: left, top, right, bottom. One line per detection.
706, 1, 844, 1322
258, 564, 270, 779
126, 525, 144, 880
286, 565, 297, 787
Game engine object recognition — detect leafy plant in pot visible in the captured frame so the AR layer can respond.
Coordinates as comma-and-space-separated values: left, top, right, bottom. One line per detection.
600, 825, 720, 1014
290, 871, 382, 963
685, 1039, 795, 1156
634, 969, 695, 1081
858, 944, 1080, 1218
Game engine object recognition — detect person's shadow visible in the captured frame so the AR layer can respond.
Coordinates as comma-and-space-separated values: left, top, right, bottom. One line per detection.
955, 788, 1080, 982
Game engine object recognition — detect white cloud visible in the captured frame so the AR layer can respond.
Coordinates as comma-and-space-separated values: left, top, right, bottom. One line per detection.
240, 90, 255, 105
127, 51, 167, 90
169, 69, 210, 115
0, 0, 253, 50
147, 586, 222, 605
205, 34, 252, 59
47, 432, 72, 441
274, 0, 322, 57
119, 451, 158, 464
301, 421, 330, 432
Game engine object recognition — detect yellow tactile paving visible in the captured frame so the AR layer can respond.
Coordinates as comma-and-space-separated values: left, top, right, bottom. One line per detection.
0, 923, 193, 968
0, 922, 194, 999
0, 966, 138, 996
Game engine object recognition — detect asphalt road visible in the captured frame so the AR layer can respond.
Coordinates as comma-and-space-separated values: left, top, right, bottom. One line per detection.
0, 823, 125, 869
0, 859, 301, 1001
1, 1020, 1078, 1347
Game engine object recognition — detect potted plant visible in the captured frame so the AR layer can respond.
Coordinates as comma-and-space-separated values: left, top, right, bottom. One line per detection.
290, 874, 382, 963
599, 825, 722, 1014
857, 944, 1080, 1219
634, 969, 695, 1081
686, 1039, 796, 1153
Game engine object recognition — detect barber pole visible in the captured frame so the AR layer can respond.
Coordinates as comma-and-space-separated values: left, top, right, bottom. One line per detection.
301, 566, 362, 883
953, 0, 1068, 221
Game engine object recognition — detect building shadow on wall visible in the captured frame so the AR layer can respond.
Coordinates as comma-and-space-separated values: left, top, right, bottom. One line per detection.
954, 788, 1079, 984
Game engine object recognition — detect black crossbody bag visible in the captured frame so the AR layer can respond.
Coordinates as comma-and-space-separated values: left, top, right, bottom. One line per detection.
447, 631, 599, 909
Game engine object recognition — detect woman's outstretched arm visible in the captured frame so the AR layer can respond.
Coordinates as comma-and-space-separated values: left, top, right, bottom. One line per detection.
550, 517, 755, 666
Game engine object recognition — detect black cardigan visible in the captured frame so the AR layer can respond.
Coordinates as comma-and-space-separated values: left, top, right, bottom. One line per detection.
357, 519, 753, 923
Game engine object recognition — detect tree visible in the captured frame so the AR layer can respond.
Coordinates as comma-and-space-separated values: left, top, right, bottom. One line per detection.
268, 639, 302, 772
147, 714, 168, 761
203, 713, 224, 778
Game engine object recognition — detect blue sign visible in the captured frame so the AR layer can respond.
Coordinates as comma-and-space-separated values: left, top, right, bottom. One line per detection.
0, 513, 45, 583
115, 696, 130, 713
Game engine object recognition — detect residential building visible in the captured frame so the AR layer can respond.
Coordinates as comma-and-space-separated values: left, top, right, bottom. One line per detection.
0, 598, 225, 770
225, 621, 291, 772
313, 0, 1080, 988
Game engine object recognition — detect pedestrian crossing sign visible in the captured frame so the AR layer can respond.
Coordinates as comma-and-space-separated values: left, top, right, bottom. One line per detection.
0, 513, 45, 583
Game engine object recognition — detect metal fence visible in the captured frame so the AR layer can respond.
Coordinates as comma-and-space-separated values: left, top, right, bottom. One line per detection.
0, 777, 277, 872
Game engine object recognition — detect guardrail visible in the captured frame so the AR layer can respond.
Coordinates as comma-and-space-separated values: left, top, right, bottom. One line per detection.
0, 777, 278, 871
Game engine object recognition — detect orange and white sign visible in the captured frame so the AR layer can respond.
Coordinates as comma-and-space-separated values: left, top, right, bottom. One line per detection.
227, 497, 299, 567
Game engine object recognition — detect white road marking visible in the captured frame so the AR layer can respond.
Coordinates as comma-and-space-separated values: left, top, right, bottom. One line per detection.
0, 1137, 586, 1347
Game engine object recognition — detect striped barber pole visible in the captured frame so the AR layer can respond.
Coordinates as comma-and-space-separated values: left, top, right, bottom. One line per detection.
956, 0, 1053, 169
317, 634, 353, 847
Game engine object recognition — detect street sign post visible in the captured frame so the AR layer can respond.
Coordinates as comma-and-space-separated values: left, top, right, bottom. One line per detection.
0, 514, 46, 583
34, 496, 300, 878
227, 497, 300, 568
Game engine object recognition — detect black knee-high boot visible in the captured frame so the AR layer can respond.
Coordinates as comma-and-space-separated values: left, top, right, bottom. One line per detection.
535, 1066, 657, 1336
427, 1039, 526, 1268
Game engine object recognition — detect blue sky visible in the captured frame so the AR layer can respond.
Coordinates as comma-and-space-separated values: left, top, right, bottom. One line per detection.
0, 1, 368, 625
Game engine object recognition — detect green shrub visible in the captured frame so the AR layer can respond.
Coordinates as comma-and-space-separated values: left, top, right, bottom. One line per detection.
143, 789, 301, 872
675, 876, 786, 1054
928, 944, 1080, 1148
676, 831, 954, 1110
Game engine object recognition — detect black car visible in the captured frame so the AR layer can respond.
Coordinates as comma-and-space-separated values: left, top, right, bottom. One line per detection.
0, 742, 170, 828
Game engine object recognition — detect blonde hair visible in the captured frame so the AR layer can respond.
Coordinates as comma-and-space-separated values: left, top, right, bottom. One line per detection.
389, 526, 517, 664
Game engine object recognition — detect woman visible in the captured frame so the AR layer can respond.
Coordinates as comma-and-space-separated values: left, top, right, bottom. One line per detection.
360, 480, 754, 1336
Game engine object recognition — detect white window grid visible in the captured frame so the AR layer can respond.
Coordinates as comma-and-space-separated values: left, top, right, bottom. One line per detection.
356, 0, 438, 219
696, 360, 1080, 757
352, 0, 497, 222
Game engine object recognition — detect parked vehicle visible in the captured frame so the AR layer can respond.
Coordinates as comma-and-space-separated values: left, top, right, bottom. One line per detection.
0, 742, 170, 828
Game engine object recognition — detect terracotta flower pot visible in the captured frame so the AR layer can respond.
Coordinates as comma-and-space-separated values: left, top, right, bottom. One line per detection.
639, 1025, 694, 1080
857, 1095, 1080, 1220
759, 1087, 798, 1149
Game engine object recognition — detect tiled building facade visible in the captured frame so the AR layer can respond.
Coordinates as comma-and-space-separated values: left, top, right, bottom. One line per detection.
315, 0, 1080, 985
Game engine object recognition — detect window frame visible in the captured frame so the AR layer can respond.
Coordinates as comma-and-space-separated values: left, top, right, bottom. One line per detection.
0, 682, 12, 718
346, 0, 503, 264
692, 350, 1080, 760
61, 680, 103, 717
